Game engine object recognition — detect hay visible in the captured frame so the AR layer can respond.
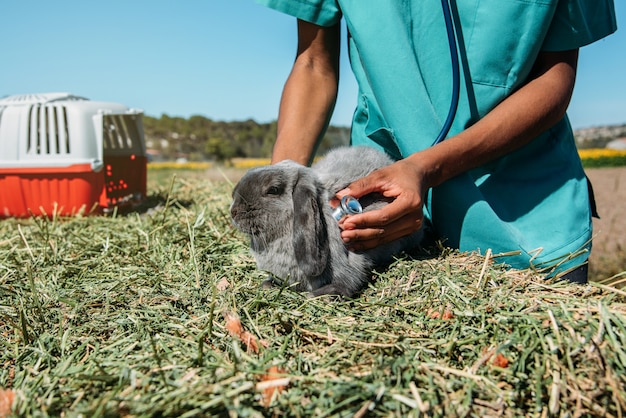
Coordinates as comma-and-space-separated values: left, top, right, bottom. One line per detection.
1, 174, 625, 417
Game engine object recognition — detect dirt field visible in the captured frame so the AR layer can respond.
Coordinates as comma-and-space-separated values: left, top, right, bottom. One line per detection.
586, 167, 626, 282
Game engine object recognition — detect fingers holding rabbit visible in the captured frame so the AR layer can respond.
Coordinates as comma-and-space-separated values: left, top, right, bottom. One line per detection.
336, 159, 427, 251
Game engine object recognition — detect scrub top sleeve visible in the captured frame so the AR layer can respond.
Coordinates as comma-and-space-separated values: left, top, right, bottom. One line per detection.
542, 0, 617, 51
256, 0, 342, 27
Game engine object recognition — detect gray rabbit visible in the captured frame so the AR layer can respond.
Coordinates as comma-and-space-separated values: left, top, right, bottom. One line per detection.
230, 146, 423, 297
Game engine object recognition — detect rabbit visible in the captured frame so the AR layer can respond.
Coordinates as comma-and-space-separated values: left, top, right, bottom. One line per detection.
230, 146, 424, 298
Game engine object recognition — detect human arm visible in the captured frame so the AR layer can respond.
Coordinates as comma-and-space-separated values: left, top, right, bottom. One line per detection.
271, 19, 341, 165
338, 49, 580, 250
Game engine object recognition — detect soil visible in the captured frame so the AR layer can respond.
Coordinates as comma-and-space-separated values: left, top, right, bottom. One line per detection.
586, 167, 626, 281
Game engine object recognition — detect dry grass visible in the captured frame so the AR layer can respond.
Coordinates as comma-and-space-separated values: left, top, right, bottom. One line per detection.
1, 171, 625, 417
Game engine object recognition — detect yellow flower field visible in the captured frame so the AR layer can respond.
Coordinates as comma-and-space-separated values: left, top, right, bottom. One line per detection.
148, 161, 215, 170
229, 158, 271, 169
147, 149, 626, 171
578, 148, 626, 167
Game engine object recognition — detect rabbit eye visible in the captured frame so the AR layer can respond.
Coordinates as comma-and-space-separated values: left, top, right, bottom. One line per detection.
266, 185, 284, 196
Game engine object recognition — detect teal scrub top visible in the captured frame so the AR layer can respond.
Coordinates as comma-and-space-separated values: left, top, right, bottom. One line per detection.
257, 0, 617, 276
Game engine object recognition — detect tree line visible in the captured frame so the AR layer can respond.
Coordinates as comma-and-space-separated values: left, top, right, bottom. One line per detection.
142, 114, 350, 162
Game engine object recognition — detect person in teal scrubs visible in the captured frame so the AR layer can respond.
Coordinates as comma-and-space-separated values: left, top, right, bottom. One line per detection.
258, 0, 617, 282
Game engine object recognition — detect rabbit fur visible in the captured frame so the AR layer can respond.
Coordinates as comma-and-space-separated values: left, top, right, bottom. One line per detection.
230, 146, 423, 298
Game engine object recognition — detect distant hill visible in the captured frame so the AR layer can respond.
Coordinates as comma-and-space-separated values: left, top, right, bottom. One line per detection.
574, 123, 626, 149
142, 114, 625, 161
142, 114, 350, 162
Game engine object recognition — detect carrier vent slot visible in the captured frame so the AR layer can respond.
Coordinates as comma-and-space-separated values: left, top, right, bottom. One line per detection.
104, 115, 137, 151
35, 105, 42, 154
119, 115, 133, 149
26, 104, 71, 155
38, 104, 44, 154
48, 106, 61, 154
51, 105, 70, 155
103, 119, 113, 150
103, 117, 115, 150
44, 105, 51, 154
62, 106, 70, 154
123, 115, 141, 150
26, 105, 33, 153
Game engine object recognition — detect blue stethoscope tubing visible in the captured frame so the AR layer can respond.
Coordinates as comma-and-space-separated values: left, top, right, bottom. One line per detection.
433, 0, 460, 146
338, 1, 460, 220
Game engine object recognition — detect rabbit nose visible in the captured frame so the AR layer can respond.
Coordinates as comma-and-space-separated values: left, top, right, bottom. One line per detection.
230, 202, 239, 219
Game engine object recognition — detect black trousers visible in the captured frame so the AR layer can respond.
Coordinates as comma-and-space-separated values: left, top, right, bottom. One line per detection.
559, 264, 589, 284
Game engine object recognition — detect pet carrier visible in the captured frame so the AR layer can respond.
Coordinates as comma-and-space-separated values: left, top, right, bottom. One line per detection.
0, 93, 147, 217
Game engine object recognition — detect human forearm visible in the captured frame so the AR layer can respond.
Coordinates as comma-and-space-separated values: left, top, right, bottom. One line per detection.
412, 49, 579, 189
272, 59, 338, 164
271, 20, 340, 165
337, 49, 580, 251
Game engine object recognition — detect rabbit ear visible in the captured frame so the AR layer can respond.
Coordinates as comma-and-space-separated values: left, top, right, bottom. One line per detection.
292, 171, 330, 277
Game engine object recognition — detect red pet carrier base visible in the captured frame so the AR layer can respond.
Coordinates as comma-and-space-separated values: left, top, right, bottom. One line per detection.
0, 155, 146, 218
0, 93, 147, 218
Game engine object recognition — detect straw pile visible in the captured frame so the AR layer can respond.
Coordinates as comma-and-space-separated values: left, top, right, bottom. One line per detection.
1, 175, 625, 417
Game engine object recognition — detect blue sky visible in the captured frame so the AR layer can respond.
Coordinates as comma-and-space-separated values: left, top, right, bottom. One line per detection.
1, 0, 623, 129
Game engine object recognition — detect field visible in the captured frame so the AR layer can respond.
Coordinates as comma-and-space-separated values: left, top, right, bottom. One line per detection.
0, 166, 625, 417
587, 167, 626, 284
195, 164, 626, 285
200, 164, 626, 285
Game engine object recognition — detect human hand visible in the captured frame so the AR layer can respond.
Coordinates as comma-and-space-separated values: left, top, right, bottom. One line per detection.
335, 159, 427, 251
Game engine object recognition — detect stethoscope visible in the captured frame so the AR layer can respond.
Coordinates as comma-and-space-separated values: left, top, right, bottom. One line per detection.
334, 0, 460, 221
332, 195, 363, 221
434, 0, 460, 146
